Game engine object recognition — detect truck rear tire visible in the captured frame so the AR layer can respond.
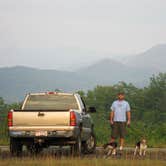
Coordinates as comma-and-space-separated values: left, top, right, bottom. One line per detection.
71, 134, 82, 156
10, 137, 22, 156
82, 132, 96, 154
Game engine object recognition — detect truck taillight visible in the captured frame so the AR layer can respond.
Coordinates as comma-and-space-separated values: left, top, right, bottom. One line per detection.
70, 111, 76, 126
8, 111, 13, 127
46, 92, 57, 95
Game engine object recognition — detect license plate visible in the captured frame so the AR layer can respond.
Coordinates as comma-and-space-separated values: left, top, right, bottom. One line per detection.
35, 131, 47, 136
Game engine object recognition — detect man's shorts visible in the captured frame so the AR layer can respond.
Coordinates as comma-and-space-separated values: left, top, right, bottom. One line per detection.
111, 122, 127, 139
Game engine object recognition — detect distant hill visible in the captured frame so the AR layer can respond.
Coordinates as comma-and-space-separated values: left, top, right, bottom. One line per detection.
78, 44, 166, 85
0, 66, 92, 102
77, 58, 155, 86
125, 44, 166, 72
0, 44, 166, 102
78, 58, 130, 84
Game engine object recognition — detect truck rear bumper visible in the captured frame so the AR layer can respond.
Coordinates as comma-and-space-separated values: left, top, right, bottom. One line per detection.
9, 126, 79, 138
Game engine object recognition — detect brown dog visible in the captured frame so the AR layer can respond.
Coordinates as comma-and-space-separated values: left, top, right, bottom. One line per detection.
134, 139, 147, 156
103, 142, 118, 158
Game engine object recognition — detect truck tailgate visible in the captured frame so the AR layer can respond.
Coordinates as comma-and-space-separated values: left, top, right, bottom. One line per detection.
13, 110, 70, 126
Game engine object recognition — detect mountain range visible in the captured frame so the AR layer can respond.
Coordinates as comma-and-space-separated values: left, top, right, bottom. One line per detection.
0, 44, 166, 102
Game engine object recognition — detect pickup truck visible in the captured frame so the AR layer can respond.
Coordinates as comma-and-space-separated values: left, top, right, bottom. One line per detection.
8, 92, 96, 156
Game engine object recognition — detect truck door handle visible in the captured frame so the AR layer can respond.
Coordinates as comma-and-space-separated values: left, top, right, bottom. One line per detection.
38, 112, 45, 116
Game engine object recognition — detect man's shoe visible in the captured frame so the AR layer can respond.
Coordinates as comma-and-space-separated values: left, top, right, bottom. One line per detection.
119, 146, 123, 151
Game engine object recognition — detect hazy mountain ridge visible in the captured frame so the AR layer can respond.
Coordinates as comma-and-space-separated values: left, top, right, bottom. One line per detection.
125, 44, 166, 71
78, 58, 131, 85
0, 44, 166, 102
0, 66, 92, 102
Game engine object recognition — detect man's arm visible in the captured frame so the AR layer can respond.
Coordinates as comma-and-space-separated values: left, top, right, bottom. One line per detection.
126, 101, 131, 126
110, 111, 114, 125
127, 111, 131, 126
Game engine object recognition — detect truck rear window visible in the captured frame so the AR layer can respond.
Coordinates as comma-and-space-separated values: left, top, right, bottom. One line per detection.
23, 94, 79, 110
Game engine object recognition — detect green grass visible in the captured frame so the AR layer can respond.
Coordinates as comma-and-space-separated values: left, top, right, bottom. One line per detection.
0, 158, 165, 166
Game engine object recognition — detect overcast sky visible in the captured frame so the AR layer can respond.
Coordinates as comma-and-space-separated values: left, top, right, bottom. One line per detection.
0, 0, 166, 70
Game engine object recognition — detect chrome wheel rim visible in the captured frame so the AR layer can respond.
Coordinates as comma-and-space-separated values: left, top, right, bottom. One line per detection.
87, 135, 95, 149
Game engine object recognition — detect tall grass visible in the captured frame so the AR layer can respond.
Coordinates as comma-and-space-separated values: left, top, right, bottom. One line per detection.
0, 115, 9, 145
0, 158, 165, 166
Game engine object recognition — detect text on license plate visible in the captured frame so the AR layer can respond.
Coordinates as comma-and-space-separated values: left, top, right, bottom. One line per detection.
35, 131, 47, 136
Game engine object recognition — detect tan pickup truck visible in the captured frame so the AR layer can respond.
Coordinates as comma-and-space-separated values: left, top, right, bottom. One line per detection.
8, 92, 96, 156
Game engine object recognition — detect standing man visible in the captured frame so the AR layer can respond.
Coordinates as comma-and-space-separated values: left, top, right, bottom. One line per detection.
110, 92, 131, 153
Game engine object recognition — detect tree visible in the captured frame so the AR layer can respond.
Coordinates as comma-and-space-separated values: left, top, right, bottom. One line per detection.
0, 97, 4, 105
144, 73, 166, 122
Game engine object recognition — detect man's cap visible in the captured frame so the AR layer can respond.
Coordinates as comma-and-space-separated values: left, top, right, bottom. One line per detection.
117, 92, 125, 95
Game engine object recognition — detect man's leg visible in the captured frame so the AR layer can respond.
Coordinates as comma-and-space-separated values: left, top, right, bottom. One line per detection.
110, 122, 118, 155
119, 122, 126, 151
110, 122, 118, 143
119, 138, 124, 150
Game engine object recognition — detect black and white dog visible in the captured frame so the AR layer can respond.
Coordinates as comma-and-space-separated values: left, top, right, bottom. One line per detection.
134, 139, 147, 156
103, 142, 118, 158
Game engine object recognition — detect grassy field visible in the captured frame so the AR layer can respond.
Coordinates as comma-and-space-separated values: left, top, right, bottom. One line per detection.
0, 144, 166, 166
0, 149, 165, 166
0, 158, 165, 166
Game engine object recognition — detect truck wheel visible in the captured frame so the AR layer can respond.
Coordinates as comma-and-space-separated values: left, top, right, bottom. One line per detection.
10, 137, 22, 156
71, 135, 82, 156
82, 132, 96, 154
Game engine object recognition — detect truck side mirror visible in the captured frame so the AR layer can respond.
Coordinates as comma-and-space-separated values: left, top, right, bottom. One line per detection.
88, 107, 96, 113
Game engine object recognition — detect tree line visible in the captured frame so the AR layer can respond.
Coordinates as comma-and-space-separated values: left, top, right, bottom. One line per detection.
0, 73, 165, 146
78, 73, 166, 147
